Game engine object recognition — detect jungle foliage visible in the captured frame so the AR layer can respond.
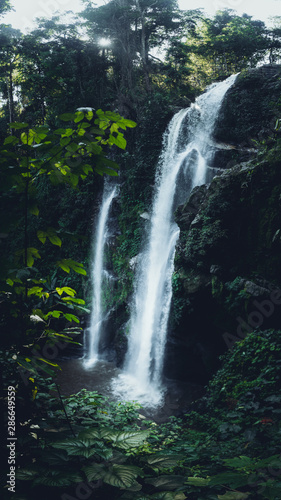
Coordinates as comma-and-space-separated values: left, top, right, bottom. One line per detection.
0, 108, 136, 378
2, 328, 281, 499
1, 1, 281, 499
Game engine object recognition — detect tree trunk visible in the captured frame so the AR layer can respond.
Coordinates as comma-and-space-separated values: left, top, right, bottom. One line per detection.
7, 63, 15, 126
136, 1, 151, 93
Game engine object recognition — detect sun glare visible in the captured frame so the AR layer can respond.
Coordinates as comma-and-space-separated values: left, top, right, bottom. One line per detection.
99, 37, 111, 47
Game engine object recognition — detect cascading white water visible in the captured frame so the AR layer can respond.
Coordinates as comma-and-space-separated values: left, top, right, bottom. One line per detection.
112, 74, 237, 406
84, 182, 117, 368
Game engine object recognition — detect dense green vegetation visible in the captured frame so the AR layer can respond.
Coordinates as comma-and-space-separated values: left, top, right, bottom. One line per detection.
2, 328, 281, 499
1, 1, 281, 499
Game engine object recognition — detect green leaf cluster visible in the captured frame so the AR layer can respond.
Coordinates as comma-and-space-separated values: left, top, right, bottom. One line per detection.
0, 107, 135, 380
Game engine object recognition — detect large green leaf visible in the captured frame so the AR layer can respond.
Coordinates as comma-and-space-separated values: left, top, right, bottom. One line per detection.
59, 113, 76, 122
209, 471, 249, 488
118, 118, 137, 129
78, 429, 102, 440
217, 492, 250, 500
145, 475, 186, 490
186, 476, 210, 486
146, 453, 185, 469
95, 165, 119, 176
15, 247, 41, 267
21, 130, 37, 145
4, 135, 19, 145
45, 310, 63, 319
54, 128, 67, 135
57, 260, 70, 273
56, 286, 76, 297
9, 122, 29, 129
223, 456, 253, 469
27, 286, 44, 297
110, 429, 150, 449
60, 137, 71, 147
63, 128, 74, 137
52, 438, 98, 458
83, 463, 142, 489
109, 132, 127, 149
57, 259, 87, 275
64, 313, 80, 324
37, 358, 61, 369
151, 493, 187, 500
79, 427, 120, 442
32, 470, 83, 487
95, 447, 113, 461
61, 296, 86, 305
98, 109, 120, 120
256, 454, 281, 468
74, 111, 84, 123
29, 204, 39, 216
66, 142, 79, 153
16, 468, 39, 481
110, 122, 119, 133
27, 247, 41, 266
34, 126, 49, 134
85, 110, 94, 121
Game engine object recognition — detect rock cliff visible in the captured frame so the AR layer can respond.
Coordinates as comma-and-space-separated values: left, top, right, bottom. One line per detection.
164, 65, 281, 383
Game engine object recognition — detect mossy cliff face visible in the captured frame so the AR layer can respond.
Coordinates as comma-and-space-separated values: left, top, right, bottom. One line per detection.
164, 66, 281, 383
103, 65, 281, 382
212, 65, 281, 169
215, 65, 281, 146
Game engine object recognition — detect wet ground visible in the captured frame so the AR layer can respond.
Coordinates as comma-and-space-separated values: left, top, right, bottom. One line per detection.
55, 358, 205, 422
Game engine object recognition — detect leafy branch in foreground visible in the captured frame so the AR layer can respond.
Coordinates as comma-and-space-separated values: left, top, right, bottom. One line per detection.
0, 108, 136, 379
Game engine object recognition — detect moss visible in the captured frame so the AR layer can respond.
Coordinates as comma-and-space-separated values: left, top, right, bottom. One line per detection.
182, 219, 227, 271
177, 153, 281, 285
208, 329, 281, 405
214, 67, 281, 145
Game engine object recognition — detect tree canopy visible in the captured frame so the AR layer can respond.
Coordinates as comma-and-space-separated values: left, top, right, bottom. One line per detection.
0, 5, 280, 130
0, 0, 12, 16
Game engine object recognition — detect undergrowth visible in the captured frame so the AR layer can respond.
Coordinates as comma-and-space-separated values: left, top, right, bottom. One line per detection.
2, 329, 281, 500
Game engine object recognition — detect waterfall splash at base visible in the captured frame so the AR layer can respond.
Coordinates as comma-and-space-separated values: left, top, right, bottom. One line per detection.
112, 74, 238, 406
83, 182, 117, 368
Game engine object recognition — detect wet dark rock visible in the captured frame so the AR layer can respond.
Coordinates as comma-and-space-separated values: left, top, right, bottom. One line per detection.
175, 184, 207, 229
169, 64, 281, 382
113, 322, 129, 367
214, 64, 281, 147
169, 150, 281, 381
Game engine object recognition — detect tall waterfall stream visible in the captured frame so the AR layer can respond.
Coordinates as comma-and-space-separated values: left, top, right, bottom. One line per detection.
79, 74, 238, 409
83, 182, 117, 367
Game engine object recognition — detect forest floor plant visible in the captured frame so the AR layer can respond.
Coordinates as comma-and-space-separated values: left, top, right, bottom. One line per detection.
2, 329, 281, 500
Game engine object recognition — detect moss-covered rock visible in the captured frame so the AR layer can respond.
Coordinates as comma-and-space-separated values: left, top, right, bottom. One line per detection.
214, 65, 281, 146
168, 153, 281, 382
168, 63, 281, 381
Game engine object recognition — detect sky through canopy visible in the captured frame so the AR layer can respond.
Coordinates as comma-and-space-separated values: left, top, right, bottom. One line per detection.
2, 0, 281, 33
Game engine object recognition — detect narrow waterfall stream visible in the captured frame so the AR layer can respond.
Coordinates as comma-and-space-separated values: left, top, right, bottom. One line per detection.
83, 182, 117, 368
112, 74, 238, 406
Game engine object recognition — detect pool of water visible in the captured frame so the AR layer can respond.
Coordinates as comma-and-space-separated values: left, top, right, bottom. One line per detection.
55, 358, 204, 422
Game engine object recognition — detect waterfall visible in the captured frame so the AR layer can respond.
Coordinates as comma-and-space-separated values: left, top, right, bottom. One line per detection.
112, 74, 237, 405
84, 182, 117, 368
